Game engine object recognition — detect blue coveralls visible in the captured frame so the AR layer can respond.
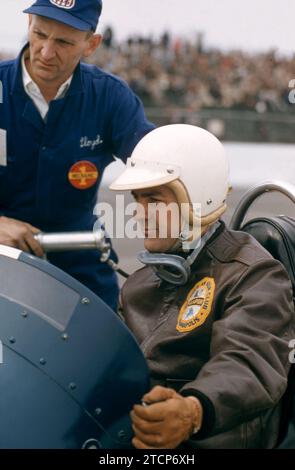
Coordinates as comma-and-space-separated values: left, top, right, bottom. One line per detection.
0, 45, 155, 311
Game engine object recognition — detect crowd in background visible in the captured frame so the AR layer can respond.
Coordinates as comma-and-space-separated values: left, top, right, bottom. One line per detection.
89, 28, 295, 114
1, 28, 295, 115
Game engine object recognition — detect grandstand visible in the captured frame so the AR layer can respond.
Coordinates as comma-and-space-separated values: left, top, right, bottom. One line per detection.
90, 29, 295, 142
2, 29, 295, 142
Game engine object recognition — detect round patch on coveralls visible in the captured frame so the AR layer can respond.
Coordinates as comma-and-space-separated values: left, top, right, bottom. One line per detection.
177, 277, 215, 333
68, 161, 99, 190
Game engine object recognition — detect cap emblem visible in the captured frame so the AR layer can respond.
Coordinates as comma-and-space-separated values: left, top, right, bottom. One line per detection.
49, 0, 76, 10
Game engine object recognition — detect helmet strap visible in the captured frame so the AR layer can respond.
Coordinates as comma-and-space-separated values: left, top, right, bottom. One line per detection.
137, 221, 221, 285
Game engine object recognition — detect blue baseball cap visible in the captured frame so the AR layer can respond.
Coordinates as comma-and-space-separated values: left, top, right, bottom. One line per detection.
24, 0, 103, 32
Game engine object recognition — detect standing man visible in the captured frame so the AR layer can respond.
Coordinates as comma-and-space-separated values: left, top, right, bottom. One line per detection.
0, 0, 154, 310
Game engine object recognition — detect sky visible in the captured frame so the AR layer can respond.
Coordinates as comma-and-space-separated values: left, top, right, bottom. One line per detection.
0, 0, 294, 55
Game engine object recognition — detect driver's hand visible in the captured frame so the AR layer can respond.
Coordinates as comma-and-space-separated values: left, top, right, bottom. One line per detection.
130, 385, 203, 449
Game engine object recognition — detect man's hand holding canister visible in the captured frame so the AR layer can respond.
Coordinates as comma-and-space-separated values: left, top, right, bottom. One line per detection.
0, 216, 44, 257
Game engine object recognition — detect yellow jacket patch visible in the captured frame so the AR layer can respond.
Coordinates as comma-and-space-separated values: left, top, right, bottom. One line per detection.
177, 277, 215, 332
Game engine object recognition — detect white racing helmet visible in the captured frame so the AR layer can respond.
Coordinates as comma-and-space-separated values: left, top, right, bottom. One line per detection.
110, 124, 229, 224
110, 124, 230, 285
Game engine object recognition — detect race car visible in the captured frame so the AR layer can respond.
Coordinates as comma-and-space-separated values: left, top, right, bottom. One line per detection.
0, 180, 294, 449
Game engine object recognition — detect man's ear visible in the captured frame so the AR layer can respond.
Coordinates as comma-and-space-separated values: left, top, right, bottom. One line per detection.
83, 34, 103, 58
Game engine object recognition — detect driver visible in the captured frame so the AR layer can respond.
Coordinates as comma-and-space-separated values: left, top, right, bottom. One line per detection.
109, 124, 295, 449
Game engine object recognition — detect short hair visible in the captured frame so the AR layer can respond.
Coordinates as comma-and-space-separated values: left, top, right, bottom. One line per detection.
85, 30, 94, 39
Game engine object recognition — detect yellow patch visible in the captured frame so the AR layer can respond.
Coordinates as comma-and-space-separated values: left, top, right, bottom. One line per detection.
176, 277, 215, 333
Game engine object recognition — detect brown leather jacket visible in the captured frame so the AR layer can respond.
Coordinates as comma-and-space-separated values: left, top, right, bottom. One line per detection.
120, 223, 295, 448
